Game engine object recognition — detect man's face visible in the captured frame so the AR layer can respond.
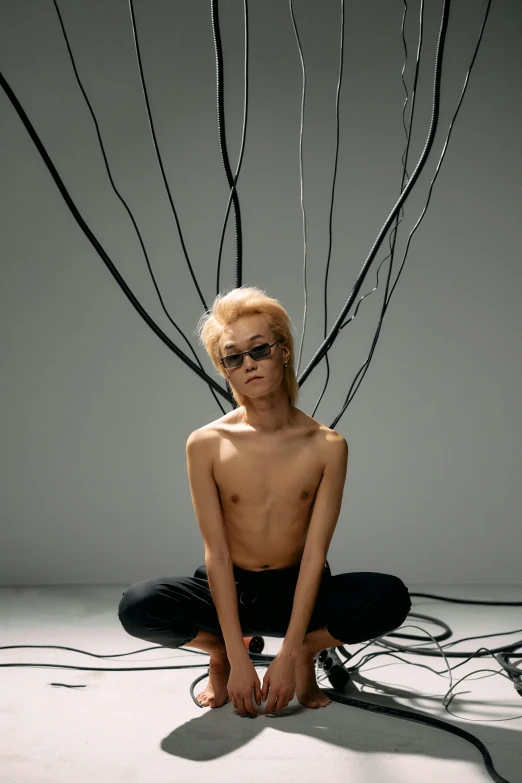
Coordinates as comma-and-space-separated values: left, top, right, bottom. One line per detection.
220, 316, 283, 393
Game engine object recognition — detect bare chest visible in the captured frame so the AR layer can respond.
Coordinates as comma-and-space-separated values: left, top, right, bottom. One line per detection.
211, 423, 325, 570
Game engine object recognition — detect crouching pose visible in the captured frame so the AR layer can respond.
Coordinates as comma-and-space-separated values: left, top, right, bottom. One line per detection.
118, 288, 412, 716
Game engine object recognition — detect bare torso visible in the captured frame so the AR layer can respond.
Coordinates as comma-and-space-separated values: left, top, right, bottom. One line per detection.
202, 408, 331, 571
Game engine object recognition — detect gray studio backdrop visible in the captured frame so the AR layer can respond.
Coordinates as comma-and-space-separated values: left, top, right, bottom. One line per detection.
1, 0, 520, 586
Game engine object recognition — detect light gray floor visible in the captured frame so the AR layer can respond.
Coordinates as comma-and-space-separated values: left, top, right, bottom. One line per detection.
1, 584, 521, 783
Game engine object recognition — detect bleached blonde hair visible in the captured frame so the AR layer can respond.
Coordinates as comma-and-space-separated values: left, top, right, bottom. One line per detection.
195, 286, 299, 409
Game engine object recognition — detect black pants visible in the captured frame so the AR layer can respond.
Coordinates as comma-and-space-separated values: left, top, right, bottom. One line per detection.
118, 560, 412, 649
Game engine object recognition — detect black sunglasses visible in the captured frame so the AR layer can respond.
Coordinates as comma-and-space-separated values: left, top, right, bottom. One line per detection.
220, 339, 282, 369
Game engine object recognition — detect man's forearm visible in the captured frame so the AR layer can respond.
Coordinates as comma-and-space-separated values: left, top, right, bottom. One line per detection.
280, 556, 326, 657
205, 557, 249, 664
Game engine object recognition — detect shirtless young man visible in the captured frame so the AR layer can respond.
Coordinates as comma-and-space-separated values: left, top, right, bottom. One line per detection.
185, 312, 349, 714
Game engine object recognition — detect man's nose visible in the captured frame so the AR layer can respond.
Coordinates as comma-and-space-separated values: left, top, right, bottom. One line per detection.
243, 354, 257, 368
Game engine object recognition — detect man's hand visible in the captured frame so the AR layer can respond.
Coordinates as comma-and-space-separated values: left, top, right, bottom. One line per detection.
261, 653, 296, 714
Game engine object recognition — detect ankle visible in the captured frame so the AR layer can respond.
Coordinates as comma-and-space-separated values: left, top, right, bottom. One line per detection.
185, 628, 228, 657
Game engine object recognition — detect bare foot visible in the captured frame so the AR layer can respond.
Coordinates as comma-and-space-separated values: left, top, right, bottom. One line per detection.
295, 655, 332, 709
196, 655, 231, 708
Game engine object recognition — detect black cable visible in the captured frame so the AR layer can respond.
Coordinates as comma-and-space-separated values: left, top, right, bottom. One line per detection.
1, 591, 520, 783
0, 65, 233, 407
319, 0, 424, 421
211, 0, 244, 294
127, 0, 231, 414
293, 0, 453, 402
209, 0, 250, 405
0, 0, 490, 430
331, 0, 493, 428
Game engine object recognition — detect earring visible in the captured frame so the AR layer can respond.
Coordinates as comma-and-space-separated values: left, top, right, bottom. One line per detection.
284, 362, 288, 367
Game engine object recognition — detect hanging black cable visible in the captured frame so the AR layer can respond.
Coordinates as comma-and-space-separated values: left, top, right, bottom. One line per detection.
296, 0, 453, 424
0, 66, 234, 407
210, 0, 248, 407
311, 0, 422, 420
0, 0, 494, 429
331, 0, 493, 429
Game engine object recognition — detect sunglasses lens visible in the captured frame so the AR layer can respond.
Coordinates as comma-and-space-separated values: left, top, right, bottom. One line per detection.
225, 355, 242, 368
224, 343, 270, 368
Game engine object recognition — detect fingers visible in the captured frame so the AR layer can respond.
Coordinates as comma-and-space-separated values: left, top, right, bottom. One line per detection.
231, 689, 293, 716
234, 695, 257, 716
264, 693, 278, 714
233, 694, 291, 715
264, 693, 293, 714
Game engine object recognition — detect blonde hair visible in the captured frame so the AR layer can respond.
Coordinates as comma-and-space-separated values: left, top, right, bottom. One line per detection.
195, 286, 299, 410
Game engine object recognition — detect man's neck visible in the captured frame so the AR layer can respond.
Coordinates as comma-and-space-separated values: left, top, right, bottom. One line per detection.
237, 405, 297, 434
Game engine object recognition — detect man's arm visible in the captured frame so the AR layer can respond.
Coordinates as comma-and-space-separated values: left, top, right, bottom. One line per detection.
280, 433, 349, 657
205, 557, 249, 664
186, 430, 249, 664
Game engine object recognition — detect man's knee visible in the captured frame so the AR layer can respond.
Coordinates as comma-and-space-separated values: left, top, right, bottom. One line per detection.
379, 574, 411, 609
380, 575, 412, 629
118, 580, 156, 628
394, 576, 412, 613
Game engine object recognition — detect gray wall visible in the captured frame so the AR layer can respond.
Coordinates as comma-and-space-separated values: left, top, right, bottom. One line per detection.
1, 0, 520, 586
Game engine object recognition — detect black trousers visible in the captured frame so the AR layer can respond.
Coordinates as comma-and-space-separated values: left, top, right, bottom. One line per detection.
118, 560, 412, 649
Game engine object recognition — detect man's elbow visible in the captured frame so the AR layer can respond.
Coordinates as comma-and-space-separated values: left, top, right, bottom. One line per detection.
205, 550, 232, 563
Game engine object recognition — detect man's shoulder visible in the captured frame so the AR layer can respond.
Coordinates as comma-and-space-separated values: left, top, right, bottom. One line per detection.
189, 423, 217, 439
317, 427, 347, 468
194, 408, 243, 443
298, 409, 344, 442
186, 424, 219, 450
316, 422, 346, 445
197, 411, 232, 433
